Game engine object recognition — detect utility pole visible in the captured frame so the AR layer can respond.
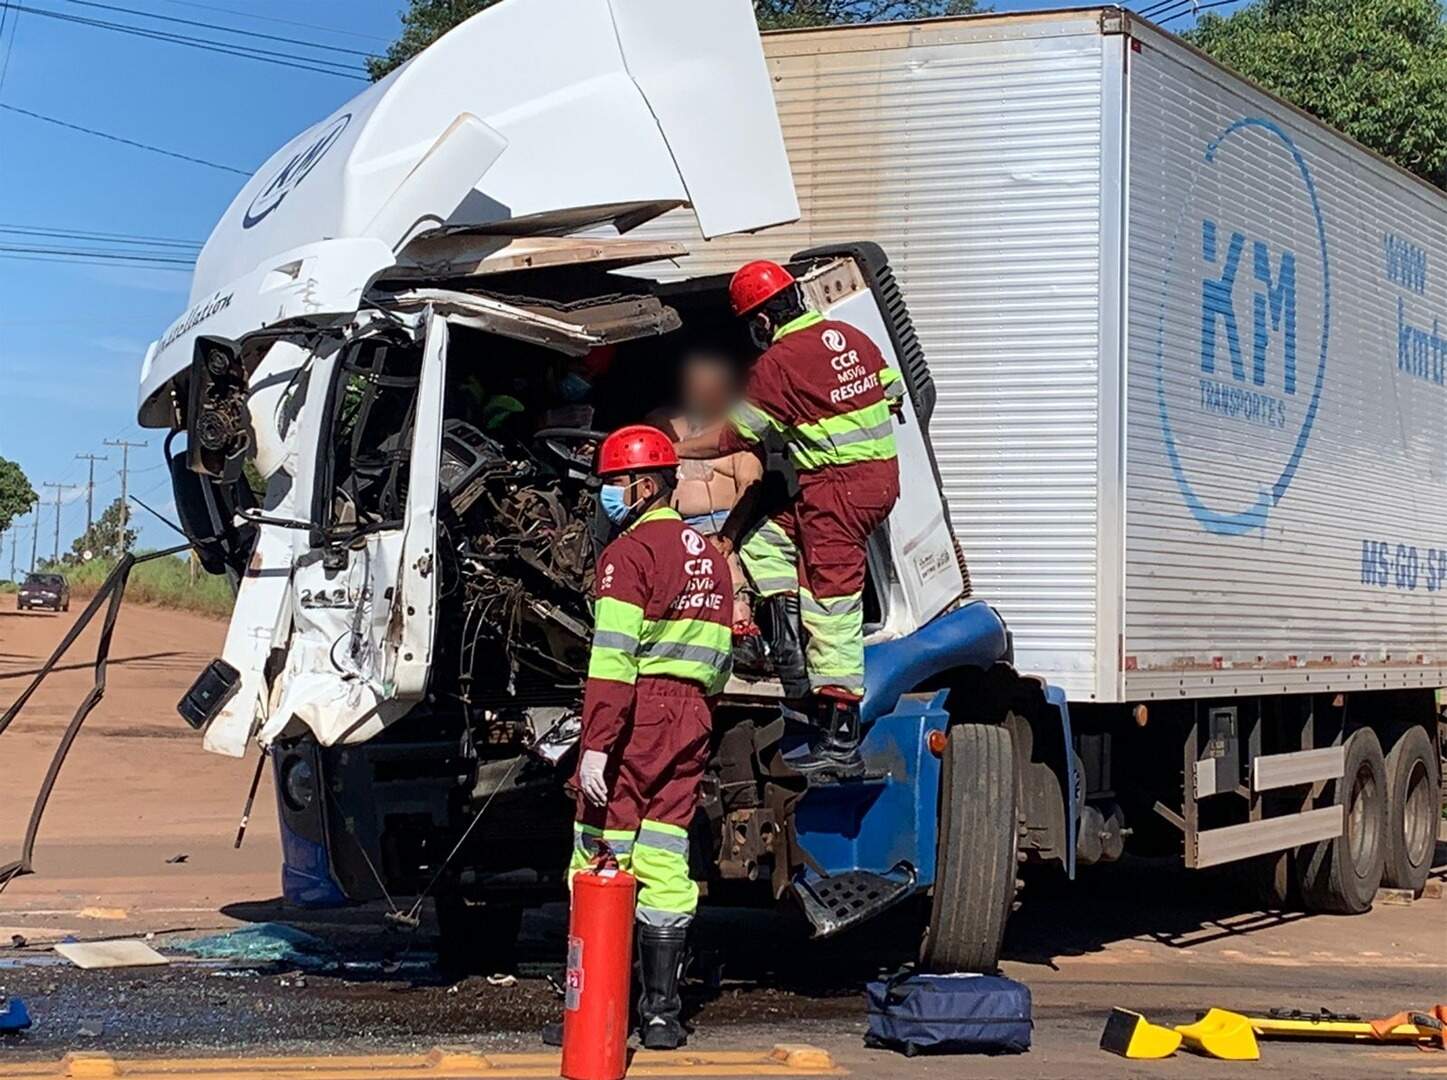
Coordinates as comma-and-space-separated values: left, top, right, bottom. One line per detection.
42, 483, 80, 564
103, 439, 148, 553
75, 452, 108, 532
8, 526, 18, 582
28, 505, 39, 574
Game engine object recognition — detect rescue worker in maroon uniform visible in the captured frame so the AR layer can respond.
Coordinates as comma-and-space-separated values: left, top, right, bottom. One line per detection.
571, 424, 731, 1050
674, 261, 903, 776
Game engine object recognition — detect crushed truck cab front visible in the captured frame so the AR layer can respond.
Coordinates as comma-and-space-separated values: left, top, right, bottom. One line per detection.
138, 0, 1070, 975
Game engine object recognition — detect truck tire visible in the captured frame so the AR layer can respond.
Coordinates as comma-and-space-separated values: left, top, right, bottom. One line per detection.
1297, 727, 1387, 915
1382, 725, 1437, 895
921, 722, 1016, 973
435, 894, 523, 977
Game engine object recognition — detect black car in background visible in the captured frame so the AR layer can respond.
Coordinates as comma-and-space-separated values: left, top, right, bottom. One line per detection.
17, 573, 69, 612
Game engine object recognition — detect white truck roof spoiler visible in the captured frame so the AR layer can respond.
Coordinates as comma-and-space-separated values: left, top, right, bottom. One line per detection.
137, 0, 798, 426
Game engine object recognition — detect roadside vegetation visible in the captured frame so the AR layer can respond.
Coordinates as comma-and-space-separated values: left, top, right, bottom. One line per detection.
35, 553, 235, 619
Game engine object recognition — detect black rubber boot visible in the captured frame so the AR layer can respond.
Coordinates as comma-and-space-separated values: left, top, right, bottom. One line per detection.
636, 923, 688, 1050
731, 622, 768, 675
784, 694, 865, 778
759, 594, 809, 699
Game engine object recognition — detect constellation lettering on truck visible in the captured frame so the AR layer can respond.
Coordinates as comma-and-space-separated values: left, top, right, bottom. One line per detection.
157, 291, 233, 355
1154, 117, 1331, 536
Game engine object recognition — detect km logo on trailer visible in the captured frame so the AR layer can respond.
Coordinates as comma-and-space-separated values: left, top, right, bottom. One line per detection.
1156, 116, 1332, 536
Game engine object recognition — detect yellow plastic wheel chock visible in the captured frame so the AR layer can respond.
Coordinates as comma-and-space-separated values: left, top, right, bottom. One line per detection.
1099, 1007, 1184, 1059
1174, 1008, 1261, 1061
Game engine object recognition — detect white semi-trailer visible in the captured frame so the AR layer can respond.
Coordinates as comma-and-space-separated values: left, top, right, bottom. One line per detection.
123, 2, 1438, 974
632, 4, 1445, 902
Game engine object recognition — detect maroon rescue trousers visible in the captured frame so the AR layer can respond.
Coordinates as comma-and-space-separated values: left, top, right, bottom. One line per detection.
773, 460, 900, 696
574, 676, 712, 834
571, 677, 712, 927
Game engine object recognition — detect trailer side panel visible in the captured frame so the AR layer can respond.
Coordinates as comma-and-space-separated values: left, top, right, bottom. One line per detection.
1121, 23, 1447, 698
634, 14, 1114, 698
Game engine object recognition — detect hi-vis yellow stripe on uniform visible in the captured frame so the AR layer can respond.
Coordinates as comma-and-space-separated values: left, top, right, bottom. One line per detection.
589, 599, 732, 695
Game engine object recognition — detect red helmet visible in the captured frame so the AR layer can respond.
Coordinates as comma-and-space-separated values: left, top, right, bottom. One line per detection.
729, 259, 795, 316
596, 424, 678, 477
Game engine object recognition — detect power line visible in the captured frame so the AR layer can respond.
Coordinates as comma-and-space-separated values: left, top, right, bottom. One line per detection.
1160, 0, 1234, 23
0, 2, 369, 80
0, 101, 251, 174
0, 223, 201, 249
0, 0, 19, 100
0, 242, 195, 266
1137, 0, 1194, 20
61, 0, 379, 59
152, 0, 389, 46
0, 250, 193, 270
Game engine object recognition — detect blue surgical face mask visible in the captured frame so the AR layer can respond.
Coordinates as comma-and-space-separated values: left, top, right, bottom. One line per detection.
599, 484, 632, 525
558, 372, 592, 404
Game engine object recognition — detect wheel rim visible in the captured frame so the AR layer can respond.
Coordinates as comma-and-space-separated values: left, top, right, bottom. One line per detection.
1401, 758, 1433, 869
1346, 761, 1380, 872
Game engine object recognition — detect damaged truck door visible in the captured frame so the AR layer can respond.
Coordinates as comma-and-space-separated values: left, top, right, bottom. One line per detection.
268, 312, 448, 748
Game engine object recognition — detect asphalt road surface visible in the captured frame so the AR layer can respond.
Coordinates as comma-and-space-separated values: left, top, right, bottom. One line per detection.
1, 604, 1443, 1078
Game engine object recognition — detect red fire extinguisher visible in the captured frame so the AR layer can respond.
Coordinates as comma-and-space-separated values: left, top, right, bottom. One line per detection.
561, 859, 636, 1080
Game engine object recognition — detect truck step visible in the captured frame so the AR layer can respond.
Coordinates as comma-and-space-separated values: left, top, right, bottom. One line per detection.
791, 862, 916, 938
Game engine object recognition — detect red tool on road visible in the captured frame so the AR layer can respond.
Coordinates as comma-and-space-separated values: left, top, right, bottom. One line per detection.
561, 859, 637, 1080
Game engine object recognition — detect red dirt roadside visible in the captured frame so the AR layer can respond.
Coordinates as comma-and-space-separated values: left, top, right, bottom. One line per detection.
0, 604, 279, 938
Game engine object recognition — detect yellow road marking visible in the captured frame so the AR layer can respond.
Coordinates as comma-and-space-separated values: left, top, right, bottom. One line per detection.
0, 1044, 845, 1079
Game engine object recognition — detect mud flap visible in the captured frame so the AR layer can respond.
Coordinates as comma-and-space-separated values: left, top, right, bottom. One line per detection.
791, 860, 917, 938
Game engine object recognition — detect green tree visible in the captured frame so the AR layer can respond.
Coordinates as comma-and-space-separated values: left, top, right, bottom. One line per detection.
368, 0, 981, 80
0, 456, 37, 536
1188, 0, 1447, 189
68, 498, 137, 563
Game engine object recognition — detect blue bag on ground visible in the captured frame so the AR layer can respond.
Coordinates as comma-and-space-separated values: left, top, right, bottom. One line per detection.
865, 970, 1032, 1056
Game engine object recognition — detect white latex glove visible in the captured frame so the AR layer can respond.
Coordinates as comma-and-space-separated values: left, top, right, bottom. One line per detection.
578, 750, 609, 808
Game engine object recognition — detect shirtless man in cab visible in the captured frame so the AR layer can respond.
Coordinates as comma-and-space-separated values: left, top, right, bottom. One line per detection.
649, 349, 769, 670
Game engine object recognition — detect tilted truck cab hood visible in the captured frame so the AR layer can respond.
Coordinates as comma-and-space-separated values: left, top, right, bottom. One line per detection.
137, 0, 798, 426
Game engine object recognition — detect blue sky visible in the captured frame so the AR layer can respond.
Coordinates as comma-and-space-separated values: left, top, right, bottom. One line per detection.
0, 0, 1235, 568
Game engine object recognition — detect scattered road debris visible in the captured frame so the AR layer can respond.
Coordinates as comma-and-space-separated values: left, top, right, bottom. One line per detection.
0, 997, 32, 1033
165, 854, 190, 865
54, 939, 170, 970
10, 934, 26, 949
76, 908, 128, 921
173, 923, 333, 970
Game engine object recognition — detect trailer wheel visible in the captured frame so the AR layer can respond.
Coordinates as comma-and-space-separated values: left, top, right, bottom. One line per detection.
921, 722, 1016, 973
1297, 727, 1387, 914
435, 894, 523, 977
1382, 725, 1437, 895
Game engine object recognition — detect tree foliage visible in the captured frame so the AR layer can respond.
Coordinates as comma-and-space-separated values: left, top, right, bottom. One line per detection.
1188, 0, 1447, 189
69, 498, 137, 563
368, 0, 981, 80
0, 457, 36, 536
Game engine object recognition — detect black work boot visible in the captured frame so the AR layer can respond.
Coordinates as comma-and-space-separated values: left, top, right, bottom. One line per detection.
731, 620, 768, 676
784, 693, 866, 778
636, 923, 688, 1050
759, 594, 809, 699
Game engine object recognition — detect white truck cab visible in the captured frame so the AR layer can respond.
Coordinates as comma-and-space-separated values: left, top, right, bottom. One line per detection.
143, 0, 1001, 970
